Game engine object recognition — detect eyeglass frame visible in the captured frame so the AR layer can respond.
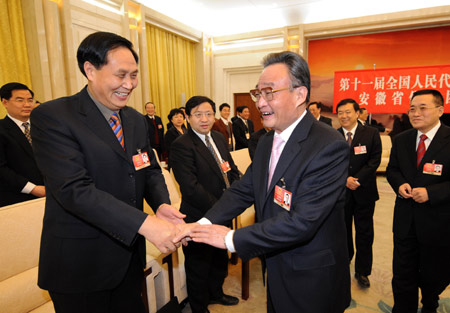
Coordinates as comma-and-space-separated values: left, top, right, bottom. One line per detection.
407, 105, 441, 114
190, 111, 215, 119
249, 86, 299, 102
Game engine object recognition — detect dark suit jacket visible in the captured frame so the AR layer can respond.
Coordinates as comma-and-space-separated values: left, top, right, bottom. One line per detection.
248, 128, 268, 160
170, 129, 239, 223
212, 118, 233, 150
30, 87, 170, 293
387, 125, 450, 245
232, 117, 254, 150
0, 116, 44, 206
338, 124, 382, 204
319, 115, 332, 126
145, 115, 165, 151
165, 126, 185, 162
205, 112, 351, 313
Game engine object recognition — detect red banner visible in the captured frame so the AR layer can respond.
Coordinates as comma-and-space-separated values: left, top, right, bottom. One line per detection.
333, 64, 450, 113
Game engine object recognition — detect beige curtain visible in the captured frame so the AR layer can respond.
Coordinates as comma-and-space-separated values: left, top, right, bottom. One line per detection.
145, 24, 196, 127
0, 0, 32, 118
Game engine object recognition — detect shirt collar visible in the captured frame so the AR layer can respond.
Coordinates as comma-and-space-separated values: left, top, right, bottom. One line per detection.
342, 123, 358, 137
275, 110, 307, 143
87, 87, 120, 121
220, 117, 229, 125
192, 128, 211, 144
418, 121, 441, 142
7, 114, 30, 128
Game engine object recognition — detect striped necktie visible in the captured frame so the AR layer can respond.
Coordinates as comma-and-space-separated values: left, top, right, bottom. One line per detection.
205, 135, 230, 188
22, 122, 32, 145
347, 132, 353, 146
416, 134, 427, 168
109, 112, 124, 149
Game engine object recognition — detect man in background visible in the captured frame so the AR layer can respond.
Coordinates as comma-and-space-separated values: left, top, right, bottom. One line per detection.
387, 89, 450, 313
337, 98, 381, 289
308, 101, 332, 126
359, 107, 389, 133
144, 101, 165, 160
178, 51, 350, 313
248, 117, 270, 160
0, 82, 45, 206
212, 103, 234, 151
31, 31, 184, 313
232, 105, 254, 150
171, 96, 240, 313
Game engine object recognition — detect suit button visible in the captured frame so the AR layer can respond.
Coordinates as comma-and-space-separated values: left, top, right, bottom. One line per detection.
129, 173, 134, 178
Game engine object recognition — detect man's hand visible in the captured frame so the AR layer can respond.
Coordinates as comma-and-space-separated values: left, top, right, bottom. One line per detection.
173, 223, 200, 246
138, 215, 178, 254
346, 176, 360, 190
31, 185, 46, 197
190, 224, 231, 250
156, 203, 186, 225
411, 187, 429, 203
398, 183, 412, 199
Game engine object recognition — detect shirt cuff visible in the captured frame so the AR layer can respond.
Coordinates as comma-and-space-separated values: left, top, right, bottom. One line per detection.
225, 230, 236, 253
21, 182, 36, 194
197, 217, 212, 225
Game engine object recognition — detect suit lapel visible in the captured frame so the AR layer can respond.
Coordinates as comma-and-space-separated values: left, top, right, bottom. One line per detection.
4, 116, 34, 157
352, 124, 364, 147
120, 108, 136, 160
422, 125, 450, 166
76, 88, 129, 163
189, 130, 224, 181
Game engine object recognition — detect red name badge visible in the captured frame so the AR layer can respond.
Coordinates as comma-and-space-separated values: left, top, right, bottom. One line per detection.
133, 152, 151, 171
158, 124, 162, 129
423, 162, 443, 176
354, 145, 367, 155
220, 161, 231, 173
274, 185, 292, 211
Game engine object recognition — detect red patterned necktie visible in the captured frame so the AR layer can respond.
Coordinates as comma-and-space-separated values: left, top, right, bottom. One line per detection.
109, 112, 124, 149
416, 134, 427, 168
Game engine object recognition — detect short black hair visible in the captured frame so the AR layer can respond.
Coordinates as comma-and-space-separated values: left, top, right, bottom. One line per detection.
336, 98, 360, 112
309, 101, 322, 110
0, 82, 34, 100
236, 105, 249, 114
167, 108, 185, 121
145, 102, 154, 109
77, 32, 139, 78
358, 108, 367, 114
185, 96, 216, 116
262, 51, 311, 103
411, 89, 444, 107
219, 103, 230, 111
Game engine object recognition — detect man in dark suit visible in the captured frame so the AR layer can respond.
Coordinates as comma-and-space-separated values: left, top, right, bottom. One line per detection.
0, 82, 45, 206
248, 119, 269, 160
30, 32, 185, 313
308, 101, 332, 126
177, 51, 350, 313
336, 98, 382, 289
232, 105, 254, 150
387, 89, 450, 313
359, 108, 389, 133
212, 103, 234, 151
171, 96, 240, 313
144, 101, 165, 160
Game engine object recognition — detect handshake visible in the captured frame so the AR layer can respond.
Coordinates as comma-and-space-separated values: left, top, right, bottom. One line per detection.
138, 203, 231, 254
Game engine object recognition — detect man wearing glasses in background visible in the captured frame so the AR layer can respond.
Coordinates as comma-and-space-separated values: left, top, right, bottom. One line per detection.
177, 51, 351, 313
0, 82, 45, 206
387, 89, 450, 313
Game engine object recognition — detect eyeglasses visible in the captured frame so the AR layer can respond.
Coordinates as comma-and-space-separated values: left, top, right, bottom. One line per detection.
249, 87, 292, 102
12, 98, 35, 105
407, 105, 440, 114
191, 111, 214, 119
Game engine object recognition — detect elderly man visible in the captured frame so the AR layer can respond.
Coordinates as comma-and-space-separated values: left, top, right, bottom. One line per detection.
0, 82, 45, 206
178, 51, 351, 313
31, 32, 185, 313
144, 101, 165, 160
387, 89, 450, 313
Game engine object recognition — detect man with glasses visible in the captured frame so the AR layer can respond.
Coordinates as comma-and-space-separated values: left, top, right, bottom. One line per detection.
0, 82, 45, 206
177, 51, 351, 313
387, 89, 450, 313
170, 96, 240, 313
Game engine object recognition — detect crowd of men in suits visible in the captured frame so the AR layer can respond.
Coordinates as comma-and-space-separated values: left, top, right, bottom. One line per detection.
1, 31, 449, 313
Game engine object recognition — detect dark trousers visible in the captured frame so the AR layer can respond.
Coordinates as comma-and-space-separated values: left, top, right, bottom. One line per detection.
49, 251, 145, 313
183, 241, 228, 313
344, 194, 375, 276
392, 223, 450, 313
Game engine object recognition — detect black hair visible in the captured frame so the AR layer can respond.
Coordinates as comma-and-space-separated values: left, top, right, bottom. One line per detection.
185, 96, 216, 116
236, 105, 249, 114
167, 108, 185, 121
411, 89, 444, 107
77, 32, 139, 78
308, 101, 322, 110
0, 82, 34, 100
336, 98, 360, 112
262, 51, 311, 103
219, 103, 230, 111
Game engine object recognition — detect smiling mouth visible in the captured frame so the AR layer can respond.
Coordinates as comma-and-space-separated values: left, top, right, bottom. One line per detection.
261, 112, 274, 117
114, 91, 129, 97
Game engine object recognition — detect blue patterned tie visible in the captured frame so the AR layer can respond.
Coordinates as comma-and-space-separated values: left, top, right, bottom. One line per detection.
109, 112, 124, 149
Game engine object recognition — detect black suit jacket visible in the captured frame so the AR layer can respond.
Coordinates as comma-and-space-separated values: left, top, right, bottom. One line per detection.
145, 115, 165, 151
319, 115, 332, 126
205, 112, 350, 313
30, 87, 170, 293
248, 128, 268, 160
387, 125, 450, 245
170, 129, 239, 223
232, 117, 254, 150
165, 126, 185, 162
338, 124, 382, 204
0, 116, 44, 206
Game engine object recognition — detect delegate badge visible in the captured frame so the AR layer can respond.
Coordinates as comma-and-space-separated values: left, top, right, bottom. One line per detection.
274, 185, 292, 211
220, 160, 231, 173
133, 150, 151, 171
354, 145, 367, 155
423, 162, 443, 176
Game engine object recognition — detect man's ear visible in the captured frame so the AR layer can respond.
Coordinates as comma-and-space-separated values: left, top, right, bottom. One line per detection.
84, 61, 96, 81
295, 86, 308, 107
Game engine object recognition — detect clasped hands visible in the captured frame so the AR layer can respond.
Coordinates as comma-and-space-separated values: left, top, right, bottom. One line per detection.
398, 183, 429, 203
138, 204, 230, 254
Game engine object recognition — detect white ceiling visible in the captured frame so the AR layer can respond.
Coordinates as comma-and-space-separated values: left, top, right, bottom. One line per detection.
139, 0, 449, 36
